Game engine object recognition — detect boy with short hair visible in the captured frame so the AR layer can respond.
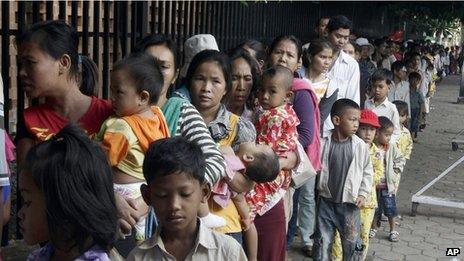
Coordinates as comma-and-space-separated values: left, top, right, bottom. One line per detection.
364, 69, 401, 142
331, 109, 384, 261
408, 72, 424, 140
313, 99, 373, 261
128, 137, 247, 261
392, 100, 413, 160
369, 117, 406, 243
389, 61, 411, 115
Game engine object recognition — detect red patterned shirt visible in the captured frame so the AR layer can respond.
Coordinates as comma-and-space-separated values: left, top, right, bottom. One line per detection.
246, 104, 299, 219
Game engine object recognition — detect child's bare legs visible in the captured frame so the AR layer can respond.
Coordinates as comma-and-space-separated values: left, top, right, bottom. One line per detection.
199, 201, 227, 229
232, 194, 257, 261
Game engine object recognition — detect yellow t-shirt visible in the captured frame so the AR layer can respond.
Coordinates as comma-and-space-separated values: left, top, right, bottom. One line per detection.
397, 126, 413, 160
363, 143, 384, 209
96, 106, 169, 180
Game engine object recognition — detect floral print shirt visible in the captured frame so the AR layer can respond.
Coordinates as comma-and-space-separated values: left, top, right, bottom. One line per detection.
246, 104, 299, 219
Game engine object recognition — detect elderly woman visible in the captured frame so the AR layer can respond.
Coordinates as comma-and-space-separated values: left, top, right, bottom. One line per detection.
225, 48, 260, 121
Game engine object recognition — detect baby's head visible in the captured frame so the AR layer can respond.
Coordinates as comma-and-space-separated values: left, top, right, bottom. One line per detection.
110, 52, 164, 117
375, 116, 394, 146
408, 71, 422, 90
258, 65, 294, 110
142, 137, 209, 233
20, 125, 118, 252
392, 100, 409, 126
370, 69, 393, 102
236, 142, 280, 183
357, 109, 380, 145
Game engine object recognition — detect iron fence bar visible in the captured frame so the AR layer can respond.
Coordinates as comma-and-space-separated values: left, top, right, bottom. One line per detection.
82, 1, 90, 56
121, 1, 128, 57
16, 0, 26, 239
32, 1, 40, 24
59, 0, 66, 21
131, 1, 137, 52
139, 1, 149, 41
46, 1, 53, 20
102, 1, 110, 99
93, 1, 100, 66
71, 1, 78, 28
113, 1, 120, 62
2, 1, 10, 132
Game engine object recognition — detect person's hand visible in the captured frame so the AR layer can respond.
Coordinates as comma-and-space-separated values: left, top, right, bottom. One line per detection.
355, 196, 366, 207
115, 193, 149, 233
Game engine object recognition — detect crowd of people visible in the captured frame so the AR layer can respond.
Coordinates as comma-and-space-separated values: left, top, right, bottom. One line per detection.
0, 13, 457, 261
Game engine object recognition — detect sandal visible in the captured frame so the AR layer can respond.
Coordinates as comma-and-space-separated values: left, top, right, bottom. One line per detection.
369, 228, 377, 238
389, 231, 399, 242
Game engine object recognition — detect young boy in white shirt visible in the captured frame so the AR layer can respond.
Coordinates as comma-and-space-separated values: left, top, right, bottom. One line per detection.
364, 69, 401, 142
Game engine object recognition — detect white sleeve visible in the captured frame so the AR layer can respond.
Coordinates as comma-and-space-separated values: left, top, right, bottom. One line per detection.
348, 62, 361, 105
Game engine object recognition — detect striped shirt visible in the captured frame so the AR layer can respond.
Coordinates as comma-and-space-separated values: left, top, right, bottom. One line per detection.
176, 102, 226, 185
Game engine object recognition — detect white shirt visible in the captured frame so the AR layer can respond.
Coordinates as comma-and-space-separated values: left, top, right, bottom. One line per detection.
388, 80, 411, 115
127, 219, 247, 261
364, 98, 401, 143
381, 55, 397, 70
327, 50, 360, 105
324, 51, 360, 137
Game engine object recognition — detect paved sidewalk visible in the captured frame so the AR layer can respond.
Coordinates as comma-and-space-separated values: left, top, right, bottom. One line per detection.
288, 75, 464, 261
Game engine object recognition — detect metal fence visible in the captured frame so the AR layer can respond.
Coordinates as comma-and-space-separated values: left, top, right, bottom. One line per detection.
1, 1, 399, 133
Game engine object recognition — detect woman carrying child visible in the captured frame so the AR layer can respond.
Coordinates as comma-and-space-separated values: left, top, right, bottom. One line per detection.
21, 125, 119, 260
135, 34, 226, 188
266, 35, 320, 258
187, 49, 258, 256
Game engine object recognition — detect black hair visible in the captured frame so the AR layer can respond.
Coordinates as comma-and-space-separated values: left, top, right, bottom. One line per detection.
327, 15, 352, 33
391, 61, 406, 73
303, 39, 333, 68
229, 48, 260, 109
408, 71, 422, 83
370, 69, 393, 85
80, 57, 99, 96
392, 100, 408, 116
261, 65, 294, 91
239, 39, 266, 63
246, 151, 280, 183
186, 49, 232, 93
25, 124, 117, 253
269, 35, 303, 59
143, 137, 206, 184
316, 16, 330, 27
373, 38, 387, 48
330, 98, 360, 117
112, 52, 164, 104
134, 34, 179, 70
16, 20, 97, 96
378, 116, 394, 132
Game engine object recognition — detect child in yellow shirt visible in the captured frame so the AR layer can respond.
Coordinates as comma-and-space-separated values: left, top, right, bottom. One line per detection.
331, 109, 383, 260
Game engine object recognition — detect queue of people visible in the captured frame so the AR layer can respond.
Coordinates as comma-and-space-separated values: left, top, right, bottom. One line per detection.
0, 13, 449, 261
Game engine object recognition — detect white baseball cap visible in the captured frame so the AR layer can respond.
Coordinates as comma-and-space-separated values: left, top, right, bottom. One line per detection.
180, 34, 219, 77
